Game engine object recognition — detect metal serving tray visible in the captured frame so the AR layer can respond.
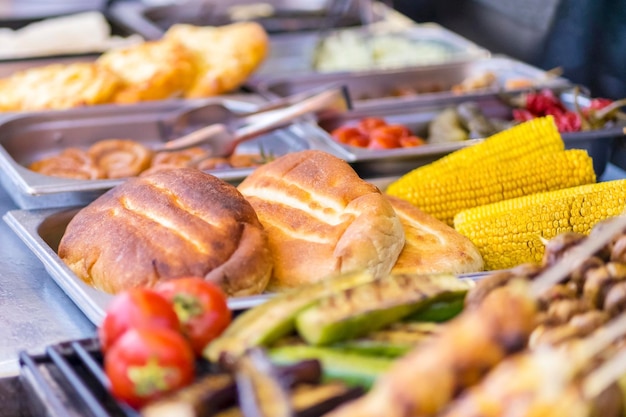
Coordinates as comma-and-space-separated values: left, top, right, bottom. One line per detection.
251, 23, 490, 79
2, 189, 491, 327
0, 95, 340, 209
252, 56, 572, 110
307, 91, 624, 178
108, 0, 385, 40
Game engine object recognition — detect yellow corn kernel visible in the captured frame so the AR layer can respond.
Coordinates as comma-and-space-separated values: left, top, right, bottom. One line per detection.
454, 179, 626, 270
387, 149, 596, 226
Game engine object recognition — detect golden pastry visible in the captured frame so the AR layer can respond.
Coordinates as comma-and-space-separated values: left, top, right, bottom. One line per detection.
29, 148, 105, 180
87, 139, 153, 178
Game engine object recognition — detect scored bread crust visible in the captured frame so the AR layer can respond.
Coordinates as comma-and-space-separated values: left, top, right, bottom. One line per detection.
237, 150, 405, 290
388, 195, 484, 275
58, 168, 272, 296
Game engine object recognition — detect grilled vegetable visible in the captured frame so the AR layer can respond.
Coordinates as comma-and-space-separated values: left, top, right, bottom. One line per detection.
427, 107, 468, 143
391, 144, 595, 226
235, 349, 293, 417
454, 179, 626, 270
141, 360, 323, 417
141, 373, 237, 417
290, 382, 364, 417
205, 270, 378, 362
324, 281, 538, 417
405, 298, 465, 322
294, 273, 471, 345
269, 345, 393, 389
330, 322, 441, 358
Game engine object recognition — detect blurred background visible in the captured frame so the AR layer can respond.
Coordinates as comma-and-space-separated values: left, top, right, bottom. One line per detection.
394, 0, 626, 100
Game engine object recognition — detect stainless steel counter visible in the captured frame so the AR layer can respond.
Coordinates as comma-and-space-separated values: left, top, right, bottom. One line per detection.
0, 182, 94, 378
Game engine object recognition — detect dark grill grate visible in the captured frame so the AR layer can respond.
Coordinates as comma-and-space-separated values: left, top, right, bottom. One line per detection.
19, 338, 137, 417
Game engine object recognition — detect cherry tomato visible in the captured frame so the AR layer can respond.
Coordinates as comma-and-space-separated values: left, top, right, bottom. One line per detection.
105, 327, 195, 409
367, 126, 403, 149
357, 117, 387, 134
400, 135, 426, 147
331, 126, 369, 147
98, 288, 180, 353
155, 277, 232, 356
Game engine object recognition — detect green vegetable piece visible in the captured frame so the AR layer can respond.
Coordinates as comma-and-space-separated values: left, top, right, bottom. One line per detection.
405, 297, 466, 323
269, 345, 393, 389
204, 270, 378, 362
295, 273, 470, 346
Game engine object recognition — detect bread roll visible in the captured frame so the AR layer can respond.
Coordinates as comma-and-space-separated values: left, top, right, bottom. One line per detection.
58, 168, 272, 296
237, 150, 405, 291
388, 195, 484, 274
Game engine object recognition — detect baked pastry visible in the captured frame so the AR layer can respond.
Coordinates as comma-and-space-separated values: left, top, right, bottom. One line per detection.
87, 139, 153, 178
58, 168, 272, 296
237, 150, 405, 291
0, 62, 120, 111
97, 39, 195, 103
164, 22, 269, 98
29, 148, 105, 180
387, 195, 484, 275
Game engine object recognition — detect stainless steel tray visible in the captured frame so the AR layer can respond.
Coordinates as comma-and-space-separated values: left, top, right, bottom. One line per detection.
251, 23, 490, 79
0, 95, 344, 209
307, 91, 624, 178
108, 0, 385, 40
251, 56, 572, 110
2, 186, 491, 326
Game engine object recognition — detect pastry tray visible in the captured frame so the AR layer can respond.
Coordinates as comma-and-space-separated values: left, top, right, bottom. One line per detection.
0, 94, 345, 209
251, 55, 572, 110
306, 89, 625, 178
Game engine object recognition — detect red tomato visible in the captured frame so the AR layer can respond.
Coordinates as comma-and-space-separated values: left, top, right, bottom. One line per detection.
105, 327, 195, 409
400, 135, 426, 147
98, 288, 180, 353
155, 277, 232, 356
382, 124, 411, 138
357, 117, 387, 134
331, 126, 369, 147
367, 126, 402, 149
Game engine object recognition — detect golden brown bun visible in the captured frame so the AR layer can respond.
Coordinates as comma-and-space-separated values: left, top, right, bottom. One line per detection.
388, 195, 484, 274
0, 62, 121, 111
58, 168, 272, 296
237, 150, 405, 291
164, 22, 268, 98
97, 39, 195, 103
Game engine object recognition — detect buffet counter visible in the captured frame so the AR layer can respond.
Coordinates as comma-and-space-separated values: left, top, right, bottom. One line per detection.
0, 181, 94, 378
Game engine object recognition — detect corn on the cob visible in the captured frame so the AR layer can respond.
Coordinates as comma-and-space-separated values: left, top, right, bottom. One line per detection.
453, 179, 626, 270
387, 117, 568, 225
388, 116, 563, 184
387, 148, 596, 226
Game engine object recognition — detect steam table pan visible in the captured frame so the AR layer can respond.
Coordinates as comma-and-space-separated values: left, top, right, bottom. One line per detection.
2, 178, 492, 325
108, 0, 387, 40
0, 95, 345, 209
306, 90, 624, 178
251, 23, 490, 80
251, 55, 572, 110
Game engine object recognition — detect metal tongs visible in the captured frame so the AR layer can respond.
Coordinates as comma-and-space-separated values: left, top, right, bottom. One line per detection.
153, 86, 351, 157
